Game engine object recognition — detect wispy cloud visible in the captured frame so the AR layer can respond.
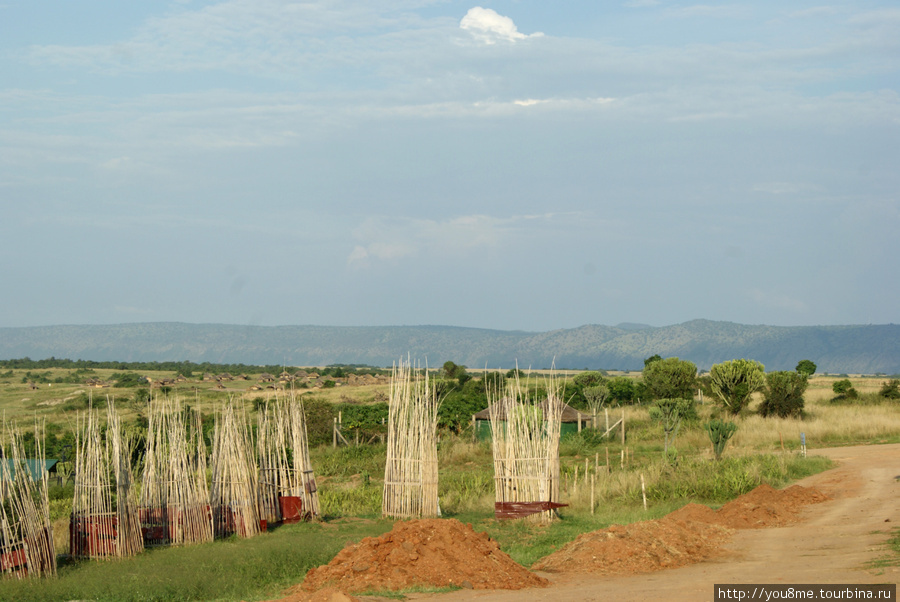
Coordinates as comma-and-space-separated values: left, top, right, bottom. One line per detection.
347, 213, 569, 268
750, 289, 808, 313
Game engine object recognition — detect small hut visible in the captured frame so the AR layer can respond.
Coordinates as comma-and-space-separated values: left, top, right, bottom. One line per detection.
473, 401, 591, 442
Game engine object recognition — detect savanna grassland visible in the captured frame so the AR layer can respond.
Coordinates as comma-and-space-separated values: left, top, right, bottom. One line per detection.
0, 362, 898, 601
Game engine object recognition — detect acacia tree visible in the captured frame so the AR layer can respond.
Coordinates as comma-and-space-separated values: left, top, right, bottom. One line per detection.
642, 357, 697, 401
708, 359, 766, 415
795, 359, 817, 377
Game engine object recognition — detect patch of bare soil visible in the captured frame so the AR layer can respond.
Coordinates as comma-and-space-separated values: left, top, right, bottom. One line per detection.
531, 515, 731, 575
531, 483, 829, 576
713, 483, 830, 529
268, 587, 359, 602
299, 518, 548, 595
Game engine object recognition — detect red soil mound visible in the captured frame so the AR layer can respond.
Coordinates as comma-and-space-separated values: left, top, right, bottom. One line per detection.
301, 518, 549, 595
532, 516, 731, 575
533, 484, 830, 576
714, 484, 831, 529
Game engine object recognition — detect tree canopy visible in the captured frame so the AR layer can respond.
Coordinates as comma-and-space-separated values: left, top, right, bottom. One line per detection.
795, 359, 817, 377
642, 357, 697, 400
708, 359, 766, 414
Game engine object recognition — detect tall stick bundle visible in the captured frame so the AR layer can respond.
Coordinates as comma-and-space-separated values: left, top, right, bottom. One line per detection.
72, 401, 144, 558
489, 369, 564, 523
382, 358, 441, 519
0, 418, 56, 578
258, 392, 320, 524
140, 396, 213, 546
210, 400, 260, 538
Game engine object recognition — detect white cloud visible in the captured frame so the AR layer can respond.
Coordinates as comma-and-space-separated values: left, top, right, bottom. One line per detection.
460, 7, 543, 45
750, 289, 808, 313
346, 213, 569, 268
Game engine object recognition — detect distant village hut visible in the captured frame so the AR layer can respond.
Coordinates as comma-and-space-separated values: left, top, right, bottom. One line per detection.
473, 401, 590, 442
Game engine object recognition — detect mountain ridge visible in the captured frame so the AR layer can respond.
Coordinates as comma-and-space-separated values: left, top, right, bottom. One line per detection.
0, 320, 897, 374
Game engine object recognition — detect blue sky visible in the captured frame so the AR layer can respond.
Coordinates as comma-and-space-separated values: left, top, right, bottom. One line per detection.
1, 1, 898, 331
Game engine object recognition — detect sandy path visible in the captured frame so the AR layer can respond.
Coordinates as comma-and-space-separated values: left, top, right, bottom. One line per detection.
403, 443, 900, 602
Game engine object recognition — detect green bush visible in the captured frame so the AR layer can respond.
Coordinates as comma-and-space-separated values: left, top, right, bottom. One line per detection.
759, 371, 808, 418
879, 379, 900, 400
642, 357, 697, 401
831, 379, 858, 400
704, 419, 738, 461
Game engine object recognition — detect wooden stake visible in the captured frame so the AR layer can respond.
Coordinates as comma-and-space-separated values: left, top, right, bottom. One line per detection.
590, 473, 595, 515
641, 473, 647, 511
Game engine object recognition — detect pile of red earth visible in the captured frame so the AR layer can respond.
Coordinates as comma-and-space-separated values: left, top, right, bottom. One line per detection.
532, 513, 731, 575
533, 483, 830, 576
299, 518, 549, 595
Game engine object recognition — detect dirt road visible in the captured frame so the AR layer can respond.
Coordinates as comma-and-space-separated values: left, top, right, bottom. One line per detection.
406, 443, 900, 602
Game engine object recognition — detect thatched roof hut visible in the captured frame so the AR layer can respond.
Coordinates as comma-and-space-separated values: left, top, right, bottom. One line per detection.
473, 400, 591, 441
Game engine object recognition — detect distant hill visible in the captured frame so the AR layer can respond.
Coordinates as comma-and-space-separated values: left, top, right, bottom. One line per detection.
0, 320, 898, 374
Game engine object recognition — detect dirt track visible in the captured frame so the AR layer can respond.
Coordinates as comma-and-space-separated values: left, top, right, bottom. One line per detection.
405, 443, 900, 602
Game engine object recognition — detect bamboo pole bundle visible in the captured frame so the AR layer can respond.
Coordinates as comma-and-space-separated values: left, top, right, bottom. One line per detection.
257, 391, 321, 522
140, 396, 213, 547
489, 369, 564, 523
256, 399, 280, 525
210, 400, 260, 538
71, 401, 144, 559
288, 394, 320, 518
382, 358, 441, 519
0, 418, 56, 578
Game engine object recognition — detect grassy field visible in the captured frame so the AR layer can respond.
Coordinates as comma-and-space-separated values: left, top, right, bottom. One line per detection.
0, 368, 897, 600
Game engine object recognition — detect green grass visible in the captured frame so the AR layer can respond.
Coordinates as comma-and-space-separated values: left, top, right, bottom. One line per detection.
866, 527, 900, 570
0, 520, 394, 602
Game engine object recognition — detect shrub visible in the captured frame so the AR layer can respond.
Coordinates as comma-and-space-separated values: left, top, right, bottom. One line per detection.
704, 419, 738, 461
649, 398, 695, 455
831, 379, 858, 400
879, 379, 900, 400
572, 371, 606, 388
608, 376, 636, 404
759, 371, 808, 418
642, 357, 697, 401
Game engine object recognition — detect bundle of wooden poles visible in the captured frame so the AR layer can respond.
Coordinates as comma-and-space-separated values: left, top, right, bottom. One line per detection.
382, 358, 441, 519
0, 418, 56, 578
210, 399, 260, 538
139, 396, 213, 547
489, 369, 564, 523
71, 401, 144, 558
257, 392, 320, 524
